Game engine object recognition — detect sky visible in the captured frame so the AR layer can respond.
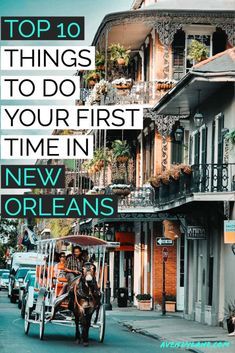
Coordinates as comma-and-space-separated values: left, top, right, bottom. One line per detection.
0, 0, 133, 45
0, 0, 133, 166
0, 0, 133, 196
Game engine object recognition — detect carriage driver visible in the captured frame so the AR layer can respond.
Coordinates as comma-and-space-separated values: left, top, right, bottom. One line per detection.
65, 246, 82, 283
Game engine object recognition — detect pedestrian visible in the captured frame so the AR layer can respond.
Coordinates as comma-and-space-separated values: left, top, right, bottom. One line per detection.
65, 246, 82, 283
228, 316, 235, 336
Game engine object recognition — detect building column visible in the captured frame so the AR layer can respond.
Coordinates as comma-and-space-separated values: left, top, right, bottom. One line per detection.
119, 251, 125, 288
134, 222, 141, 306
144, 222, 148, 293
109, 251, 114, 299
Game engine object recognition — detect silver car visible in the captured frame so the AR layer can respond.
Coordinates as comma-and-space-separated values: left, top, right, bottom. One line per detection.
0, 272, 10, 290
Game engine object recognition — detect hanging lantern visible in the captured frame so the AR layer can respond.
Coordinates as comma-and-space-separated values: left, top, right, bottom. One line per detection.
174, 127, 184, 142
193, 112, 204, 127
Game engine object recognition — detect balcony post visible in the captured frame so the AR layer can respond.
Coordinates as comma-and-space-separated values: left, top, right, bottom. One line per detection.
105, 28, 109, 81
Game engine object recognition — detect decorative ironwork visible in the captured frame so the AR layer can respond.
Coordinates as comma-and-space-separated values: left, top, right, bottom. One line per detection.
96, 11, 235, 51
98, 163, 235, 210
145, 112, 188, 171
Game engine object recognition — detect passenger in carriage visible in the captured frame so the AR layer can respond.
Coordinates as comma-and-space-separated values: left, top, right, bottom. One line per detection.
65, 246, 82, 284
54, 252, 66, 278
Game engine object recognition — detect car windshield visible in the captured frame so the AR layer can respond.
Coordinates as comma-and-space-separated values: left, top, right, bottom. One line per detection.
15, 268, 31, 279
24, 271, 35, 282
2, 273, 9, 279
0, 270, 9, 277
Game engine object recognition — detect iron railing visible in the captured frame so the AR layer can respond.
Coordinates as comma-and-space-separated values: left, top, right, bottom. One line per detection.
117, 187, 155, 208
80, 81, 169, 106
107, 164, 235, 209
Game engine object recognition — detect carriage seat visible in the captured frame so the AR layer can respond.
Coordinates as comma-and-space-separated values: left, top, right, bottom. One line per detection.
55, 277, 68, 297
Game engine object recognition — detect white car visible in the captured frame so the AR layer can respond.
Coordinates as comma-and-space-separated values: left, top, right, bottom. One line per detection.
0, 272, 10, 290
18, 270, 36, 309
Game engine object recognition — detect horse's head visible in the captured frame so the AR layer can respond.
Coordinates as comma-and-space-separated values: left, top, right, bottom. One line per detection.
82, 262, 96, 284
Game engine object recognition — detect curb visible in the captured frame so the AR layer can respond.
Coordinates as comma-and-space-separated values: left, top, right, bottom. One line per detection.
120, 322, 204, 353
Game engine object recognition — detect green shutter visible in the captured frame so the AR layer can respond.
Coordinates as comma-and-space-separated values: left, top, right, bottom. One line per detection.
201, 126, 207, 164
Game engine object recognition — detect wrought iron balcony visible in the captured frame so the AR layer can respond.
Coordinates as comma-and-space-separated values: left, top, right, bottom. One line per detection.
107, 164, 235, 210
156, 163, 235, 207
80, 80, 174, 106
117, 186, 155, 209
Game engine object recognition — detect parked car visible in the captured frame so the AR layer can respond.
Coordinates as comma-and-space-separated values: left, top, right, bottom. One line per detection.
18, 270, 36, 309
0, 272, 10, 290
21, 274, 37, 318
0, 269, 10, 279
9, 267, 34, 303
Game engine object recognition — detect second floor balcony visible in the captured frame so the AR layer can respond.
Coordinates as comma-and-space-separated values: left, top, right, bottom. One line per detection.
108, 163, 235, 211
80, 79, 175, 107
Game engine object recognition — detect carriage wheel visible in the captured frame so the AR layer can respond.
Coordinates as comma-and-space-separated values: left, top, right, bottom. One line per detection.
98, 304, 106, 343
24, 305, 30, 335
39, 301, 45, 340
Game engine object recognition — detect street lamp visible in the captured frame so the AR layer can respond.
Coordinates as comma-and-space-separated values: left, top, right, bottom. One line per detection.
193, 112, 204, 127
194, 90, 204, 127
174, 127, 184, 142
106, 229, 114, 242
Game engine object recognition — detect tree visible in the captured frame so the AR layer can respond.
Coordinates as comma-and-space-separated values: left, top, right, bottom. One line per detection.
46, 219, 72, 238
0, 218, 18, 267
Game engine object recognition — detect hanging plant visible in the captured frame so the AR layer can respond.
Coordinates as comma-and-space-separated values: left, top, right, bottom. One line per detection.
187, 40, 209, 63
93, 147, 110, 170
109, 43, 130, 66
112, 140, 131, 163
226, 130, 235, 147
95, 50, 105, 71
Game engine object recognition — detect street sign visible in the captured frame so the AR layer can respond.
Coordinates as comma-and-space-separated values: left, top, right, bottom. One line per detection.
224, 220, 235, 244
162, 247, 168, 262
186, 226, 206, 240
156, 237, 174, 246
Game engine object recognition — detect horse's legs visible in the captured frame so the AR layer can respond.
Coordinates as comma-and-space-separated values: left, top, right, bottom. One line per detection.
81, 312, 91, 346
93, 304, 100, 324
74, 312, 81, 344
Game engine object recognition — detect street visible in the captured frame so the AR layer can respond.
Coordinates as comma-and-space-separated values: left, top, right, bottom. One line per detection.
0, 291, 187, 353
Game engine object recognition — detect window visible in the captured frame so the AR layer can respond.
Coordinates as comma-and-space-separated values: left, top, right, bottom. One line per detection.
186, 34, 211, 71
184, 25, 215, 73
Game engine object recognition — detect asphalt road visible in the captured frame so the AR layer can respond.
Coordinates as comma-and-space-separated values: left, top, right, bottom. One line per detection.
0, 291, 186, 353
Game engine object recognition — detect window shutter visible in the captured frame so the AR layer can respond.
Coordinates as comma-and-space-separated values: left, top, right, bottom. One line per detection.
194, 131, 200, 165
201, 126, 207, 164
217, 113, 224, 164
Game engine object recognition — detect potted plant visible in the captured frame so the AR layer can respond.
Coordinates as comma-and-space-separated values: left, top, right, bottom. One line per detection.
136, 294, 152, 311
156, 79, 176, 91
112, 78, 133, 90
169, 165, 181, 200
84, 70, 101, 88
109, 43, 130, 66
95, 50, 105, 71
179, 163, 192, 194
224, 300, 235, 333
112, 140, 131, 163
226, 129, 235, 147
158, 170, 170, 204
187, 39, 209, 64
110, 183, 131, 196
165, 295, 176, 312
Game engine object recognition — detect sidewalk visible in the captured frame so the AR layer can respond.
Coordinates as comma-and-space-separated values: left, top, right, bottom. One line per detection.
107, 306, 235, 353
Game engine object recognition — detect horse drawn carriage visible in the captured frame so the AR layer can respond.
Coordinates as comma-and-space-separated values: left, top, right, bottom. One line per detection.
24, 235, 117, 345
